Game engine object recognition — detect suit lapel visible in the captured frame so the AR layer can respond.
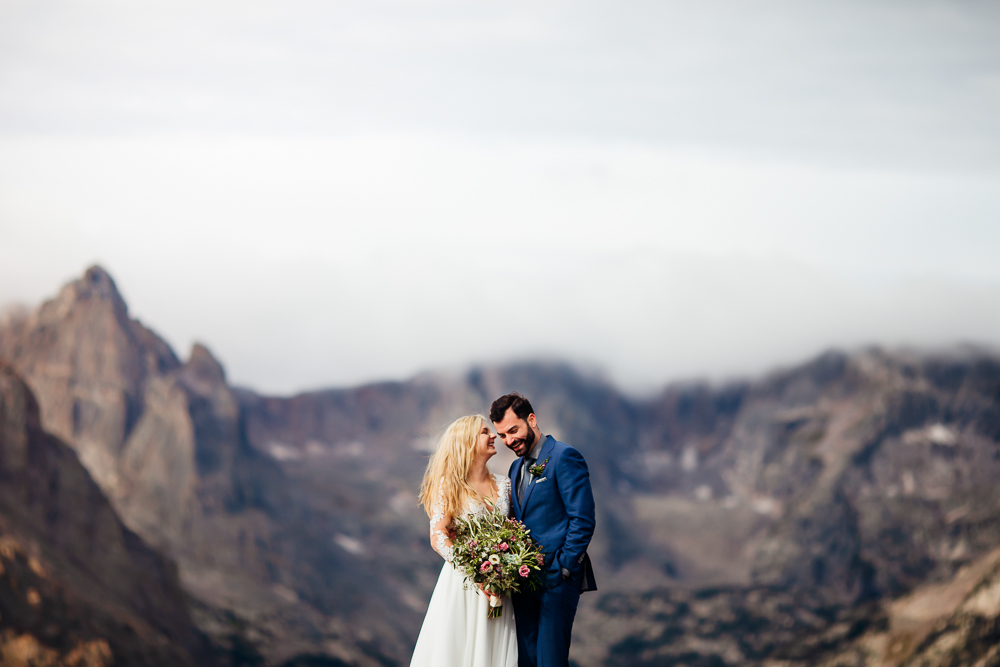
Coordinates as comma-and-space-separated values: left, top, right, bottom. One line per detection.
520, 436, 554, 513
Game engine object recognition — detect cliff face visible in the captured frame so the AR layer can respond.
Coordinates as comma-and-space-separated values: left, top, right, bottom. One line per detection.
0, 267, 180, 496
3, 266, 1000, 667
0, 362, 209, 665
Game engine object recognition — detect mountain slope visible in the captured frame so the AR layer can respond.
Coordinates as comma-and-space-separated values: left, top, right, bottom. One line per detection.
0, 362, 211, 665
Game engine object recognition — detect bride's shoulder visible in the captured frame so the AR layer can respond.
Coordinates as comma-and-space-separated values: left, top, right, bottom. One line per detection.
492, 472, 511, 486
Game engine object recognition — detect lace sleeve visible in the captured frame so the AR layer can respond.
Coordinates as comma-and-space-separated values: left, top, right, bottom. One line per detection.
496, 473, 512, 517
430, 482, 454, 562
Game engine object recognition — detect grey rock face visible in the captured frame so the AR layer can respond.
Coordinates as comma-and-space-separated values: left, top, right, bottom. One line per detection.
0, 267, 180, 496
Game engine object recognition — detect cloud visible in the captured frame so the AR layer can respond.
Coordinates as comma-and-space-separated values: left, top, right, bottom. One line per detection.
1, 1, 998, 168
0, 1, 998, 392
0, 134, 997, 393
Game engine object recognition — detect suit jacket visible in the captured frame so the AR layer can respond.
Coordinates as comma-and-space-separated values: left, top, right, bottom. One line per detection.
509, 435, 597, 591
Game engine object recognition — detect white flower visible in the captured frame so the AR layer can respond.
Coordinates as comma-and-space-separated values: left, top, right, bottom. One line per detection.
489, 554, 501, 565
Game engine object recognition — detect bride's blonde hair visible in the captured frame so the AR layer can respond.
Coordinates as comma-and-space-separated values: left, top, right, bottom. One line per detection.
418, 414, 487, 519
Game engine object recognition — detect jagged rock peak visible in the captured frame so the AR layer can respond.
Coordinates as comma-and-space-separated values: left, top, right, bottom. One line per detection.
75, 265, 127, 309
184, 343, 227, 384
81, 264, 119, 294
38, 265, 129, 325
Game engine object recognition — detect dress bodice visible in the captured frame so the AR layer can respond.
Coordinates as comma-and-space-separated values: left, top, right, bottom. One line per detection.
457, 474, 510, 519
430, 474, 510, 562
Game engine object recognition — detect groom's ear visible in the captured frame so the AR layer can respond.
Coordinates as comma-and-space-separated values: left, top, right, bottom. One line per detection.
527, 413, 537, 429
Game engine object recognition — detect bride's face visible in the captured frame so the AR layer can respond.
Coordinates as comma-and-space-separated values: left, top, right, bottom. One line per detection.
474, 420, 497, 461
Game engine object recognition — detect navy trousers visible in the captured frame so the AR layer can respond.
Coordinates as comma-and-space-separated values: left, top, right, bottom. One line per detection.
511, 576, 582, 667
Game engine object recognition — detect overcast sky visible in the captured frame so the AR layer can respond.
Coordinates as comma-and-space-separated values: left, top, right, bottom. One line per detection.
1, 0, 999, 394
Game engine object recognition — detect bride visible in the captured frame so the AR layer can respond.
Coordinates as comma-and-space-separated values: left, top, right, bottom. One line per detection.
410, 415, 518, 667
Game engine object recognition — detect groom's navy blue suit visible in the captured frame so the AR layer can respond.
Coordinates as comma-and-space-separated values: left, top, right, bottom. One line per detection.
509, 435, 596, 667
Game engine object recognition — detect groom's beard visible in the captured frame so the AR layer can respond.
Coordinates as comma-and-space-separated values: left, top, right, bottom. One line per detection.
512, 427, 535, 457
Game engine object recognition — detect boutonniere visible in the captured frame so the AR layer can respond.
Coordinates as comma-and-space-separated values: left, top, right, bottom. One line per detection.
528, 457, 550, 477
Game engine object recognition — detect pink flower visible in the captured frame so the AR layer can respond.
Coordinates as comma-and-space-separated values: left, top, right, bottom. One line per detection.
519, 565, 530, 577
499, 543, 509, 551
536, 554, 544, 565
480, 561, 493, 573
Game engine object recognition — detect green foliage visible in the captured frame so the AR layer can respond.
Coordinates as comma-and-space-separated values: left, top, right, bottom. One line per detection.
450, 504, 545, 617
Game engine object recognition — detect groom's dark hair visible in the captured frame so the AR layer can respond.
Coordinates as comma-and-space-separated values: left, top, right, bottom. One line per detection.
490, 393, 534, 423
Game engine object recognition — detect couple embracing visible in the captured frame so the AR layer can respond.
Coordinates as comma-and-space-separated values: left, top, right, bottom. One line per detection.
410, 393, 597, 667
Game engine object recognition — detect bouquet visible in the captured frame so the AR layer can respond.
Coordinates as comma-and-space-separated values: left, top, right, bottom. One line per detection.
450, 505, 545, 618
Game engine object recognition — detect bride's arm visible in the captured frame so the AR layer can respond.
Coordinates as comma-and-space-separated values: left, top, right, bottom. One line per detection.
429, 486, 455, 562
505, 475, 514, 518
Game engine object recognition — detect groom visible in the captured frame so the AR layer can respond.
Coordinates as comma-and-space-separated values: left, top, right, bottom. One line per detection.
491, 393, 597, 667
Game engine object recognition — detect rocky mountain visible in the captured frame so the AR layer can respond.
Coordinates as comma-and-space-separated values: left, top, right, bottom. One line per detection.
0, 268, 425, 665
2, 266, 1000, 666
571, 349, 1000, 665
0, 362, 212, 666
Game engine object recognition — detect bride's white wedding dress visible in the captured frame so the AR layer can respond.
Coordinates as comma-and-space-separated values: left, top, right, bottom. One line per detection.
409, 473, 518, 667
